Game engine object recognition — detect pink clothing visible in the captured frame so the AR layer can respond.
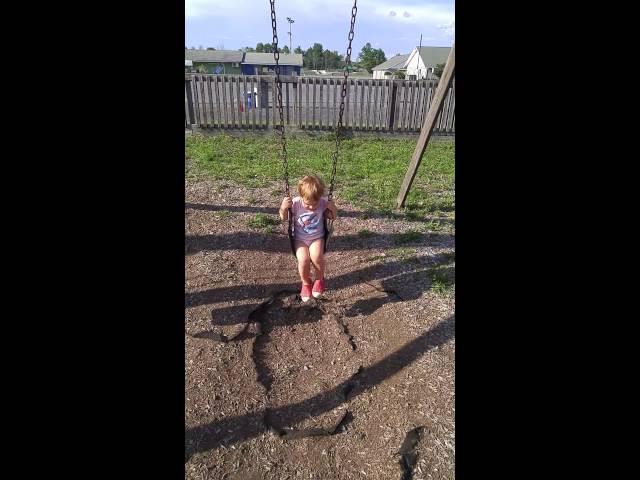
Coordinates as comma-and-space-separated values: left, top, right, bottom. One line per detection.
291, 196, 327, 245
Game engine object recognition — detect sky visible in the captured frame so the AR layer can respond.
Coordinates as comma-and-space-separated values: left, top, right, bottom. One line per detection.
185, 0, 454, 57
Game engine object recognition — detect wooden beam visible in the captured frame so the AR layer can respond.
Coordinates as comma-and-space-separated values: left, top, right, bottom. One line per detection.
396, 43, 455, 209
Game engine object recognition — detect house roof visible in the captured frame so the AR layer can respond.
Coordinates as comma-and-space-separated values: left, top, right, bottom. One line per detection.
243, 53, 303, 66
184, 49, 244, 63
372, 54, 410, 71
415, 47, 451, 68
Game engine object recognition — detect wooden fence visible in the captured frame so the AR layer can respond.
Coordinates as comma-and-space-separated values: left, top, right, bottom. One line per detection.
185, 74, 454, 134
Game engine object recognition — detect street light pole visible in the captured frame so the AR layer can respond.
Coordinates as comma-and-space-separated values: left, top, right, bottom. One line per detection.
286, 17, 294, 52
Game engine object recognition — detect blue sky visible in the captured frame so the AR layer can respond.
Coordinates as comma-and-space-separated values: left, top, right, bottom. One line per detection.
186, 0, 454, 57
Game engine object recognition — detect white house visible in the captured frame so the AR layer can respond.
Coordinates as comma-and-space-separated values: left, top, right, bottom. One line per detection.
404, 46, 451, 80
372, 54, 410, 79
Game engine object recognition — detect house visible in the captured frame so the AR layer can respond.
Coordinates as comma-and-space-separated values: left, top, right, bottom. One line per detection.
372, 53, 410, 79
184, 49, 244, 74
404, 46, 450, 80
241, 53, 303, 76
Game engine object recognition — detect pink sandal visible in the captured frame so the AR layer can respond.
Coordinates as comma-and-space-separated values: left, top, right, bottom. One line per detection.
312, 279, 325, 298
300, 283, 313, 302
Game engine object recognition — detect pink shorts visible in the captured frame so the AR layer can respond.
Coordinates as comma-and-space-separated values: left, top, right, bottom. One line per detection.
295, 236, 324, 248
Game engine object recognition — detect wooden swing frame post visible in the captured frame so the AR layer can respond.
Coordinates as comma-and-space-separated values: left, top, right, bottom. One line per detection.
396, 43, 455, 209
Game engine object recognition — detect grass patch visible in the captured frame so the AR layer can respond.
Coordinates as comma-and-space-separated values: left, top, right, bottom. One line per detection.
185, 134, 454, 216
214, 209, 232, 219
431, 266, 455, 294
247, 213, 280, 233
357, 229, 375, 238
394, 230, 423, 245
389, 246, 417, 261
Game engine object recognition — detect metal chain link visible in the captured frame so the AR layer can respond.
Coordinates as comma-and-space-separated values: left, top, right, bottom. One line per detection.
270, 0, 357, 201
269, 0, 290, 198
328, 0, 358, 200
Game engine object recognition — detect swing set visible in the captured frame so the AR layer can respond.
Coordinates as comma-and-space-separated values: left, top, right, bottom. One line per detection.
268, 0, 455, 257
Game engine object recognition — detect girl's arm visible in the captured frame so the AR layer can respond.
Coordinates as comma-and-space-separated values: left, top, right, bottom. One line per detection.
280, 196, 292, 221
325, 199, 337, 219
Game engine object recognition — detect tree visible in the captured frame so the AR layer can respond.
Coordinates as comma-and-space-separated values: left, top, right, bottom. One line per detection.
206, 47, 216, 50
357, 42, 386, 73
256, 42, 265, 52
303, 43, 324, 69
282, 45, 290, 54
294, 46, 303, 54
433, 63, 445, 78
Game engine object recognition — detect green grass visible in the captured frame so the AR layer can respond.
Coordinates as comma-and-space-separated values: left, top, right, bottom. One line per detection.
431, 265, 455, 294
394, 230, 423, 244
389, 246, 417, 261
214, 209, 232, 219
357, 229, 375, 238
247, 213, 280, 233
185, 134, 454, 218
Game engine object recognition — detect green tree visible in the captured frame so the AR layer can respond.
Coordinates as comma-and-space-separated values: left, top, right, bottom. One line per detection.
282, 45, 290, 54
206, 47, 215, 50
256, 42, 265, 52
357, 42, 386, 73
294, 46, 303, 54
433, 63, 445, 78
304, 43, 324, 69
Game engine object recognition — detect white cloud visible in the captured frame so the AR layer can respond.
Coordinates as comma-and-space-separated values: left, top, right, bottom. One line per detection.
372, 2, 454, 25
187, 0, 454, 26
438, 20, 455, 37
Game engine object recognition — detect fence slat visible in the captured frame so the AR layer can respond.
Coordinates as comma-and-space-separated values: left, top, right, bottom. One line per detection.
447, 79, 455, 133
185, 80, 192, 126
394, 81, 402, 131
326, 78, 331, 130
371, 80, 378, 130
358, 79, 362, 129
297, 78, 302, 128
271, 76, 276, 127
311, 77, 316, 128
318, 78, 323, 129
192, 76, 200, 126
242, 75, 248, 128
250, 76, 255, 130
404, 81, 412, 132
201, 76, 210, 126
407, 81, 416, 131
206, 76, 214, 127
303, 77, 308, 128
228, 77, 236, 128
214, 76, 221, 128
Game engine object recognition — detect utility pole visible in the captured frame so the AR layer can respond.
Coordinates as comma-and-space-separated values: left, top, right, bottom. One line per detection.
418, 34, 423, 78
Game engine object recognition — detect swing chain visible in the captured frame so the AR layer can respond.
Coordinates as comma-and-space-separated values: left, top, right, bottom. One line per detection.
270, 0, 290, 198
328, 0, 358, 201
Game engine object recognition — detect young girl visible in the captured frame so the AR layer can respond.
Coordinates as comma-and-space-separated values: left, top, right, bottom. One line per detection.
279, 175, 337, 302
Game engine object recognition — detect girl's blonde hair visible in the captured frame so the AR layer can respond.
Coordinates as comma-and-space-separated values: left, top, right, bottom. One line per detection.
297, 175, 325, 201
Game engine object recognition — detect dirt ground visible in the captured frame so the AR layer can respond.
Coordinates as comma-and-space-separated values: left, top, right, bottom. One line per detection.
185, 179, 455, 480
